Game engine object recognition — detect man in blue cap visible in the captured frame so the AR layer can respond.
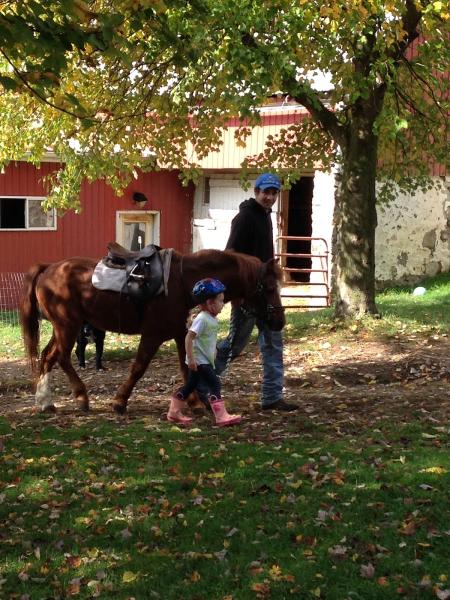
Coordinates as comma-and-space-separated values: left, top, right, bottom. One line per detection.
214, 172, 298, 412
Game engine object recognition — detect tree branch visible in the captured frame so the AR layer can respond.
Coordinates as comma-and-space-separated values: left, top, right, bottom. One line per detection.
399, 55, 448, 120
387, 0, 423, 61
0, 48, 89, 120
282, 76, 346, 147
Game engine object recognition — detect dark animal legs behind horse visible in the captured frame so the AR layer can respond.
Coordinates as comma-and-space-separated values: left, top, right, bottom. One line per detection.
75, 323, 106, 370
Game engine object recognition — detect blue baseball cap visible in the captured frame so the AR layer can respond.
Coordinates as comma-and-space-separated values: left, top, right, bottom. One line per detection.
255, 173, 281, 191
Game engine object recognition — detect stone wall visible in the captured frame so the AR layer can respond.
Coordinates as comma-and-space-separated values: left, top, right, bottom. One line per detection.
191, 172, 450, 287
375, 177, 450, 284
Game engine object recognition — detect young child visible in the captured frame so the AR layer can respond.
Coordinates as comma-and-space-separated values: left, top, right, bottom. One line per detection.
167, 278, 242, 427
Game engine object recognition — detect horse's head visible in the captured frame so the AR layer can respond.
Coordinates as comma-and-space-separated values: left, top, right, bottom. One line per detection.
243, 259, 286, 331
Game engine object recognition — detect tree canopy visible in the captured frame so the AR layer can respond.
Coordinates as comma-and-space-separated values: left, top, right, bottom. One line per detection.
0, 0, 449, 313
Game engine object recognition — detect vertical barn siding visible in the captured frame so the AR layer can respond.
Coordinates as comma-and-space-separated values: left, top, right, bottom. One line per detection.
186, 109, 309, 170
0, 162, 193, 272
405, 36, 448, 178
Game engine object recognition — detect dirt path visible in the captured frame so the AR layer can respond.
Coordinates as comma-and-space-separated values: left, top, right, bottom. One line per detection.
1, 334, 450, 439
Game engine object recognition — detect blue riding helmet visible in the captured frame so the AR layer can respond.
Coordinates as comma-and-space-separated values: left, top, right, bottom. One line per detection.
192, 278, 226, 303
255, 172, 281, 191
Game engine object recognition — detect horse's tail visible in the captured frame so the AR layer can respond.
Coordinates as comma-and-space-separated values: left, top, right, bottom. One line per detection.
20, 263, 48, 376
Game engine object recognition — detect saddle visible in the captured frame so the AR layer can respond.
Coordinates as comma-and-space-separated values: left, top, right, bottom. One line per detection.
103, 241, 164, 301
105, 241, 158, 264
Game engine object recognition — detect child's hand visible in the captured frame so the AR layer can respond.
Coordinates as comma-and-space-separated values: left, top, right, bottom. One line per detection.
187, 358, 197, 371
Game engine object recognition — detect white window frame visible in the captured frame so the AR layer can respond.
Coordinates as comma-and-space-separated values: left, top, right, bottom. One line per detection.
116, 210, 160, 248
0, 196, 57, 231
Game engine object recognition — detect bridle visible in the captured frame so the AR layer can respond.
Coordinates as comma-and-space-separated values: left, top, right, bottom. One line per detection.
179, 255, 284, 322
241, 265, 285, 323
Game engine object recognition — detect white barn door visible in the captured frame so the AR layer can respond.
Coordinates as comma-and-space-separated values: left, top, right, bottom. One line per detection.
192, 176, 279, 252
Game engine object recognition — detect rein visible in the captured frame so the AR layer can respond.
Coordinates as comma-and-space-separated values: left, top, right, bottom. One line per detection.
179, 255, 194, 307
179, 252, 283, 320
241, 264, 285, 321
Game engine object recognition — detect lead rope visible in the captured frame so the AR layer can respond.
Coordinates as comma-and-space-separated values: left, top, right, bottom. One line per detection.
221, 265, 262, 375
222, 301, 239, 373
179, 255, 195, 324
180, 255, 188, 302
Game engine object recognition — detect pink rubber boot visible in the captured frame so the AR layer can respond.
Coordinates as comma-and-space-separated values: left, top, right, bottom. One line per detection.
167, 393, 193, 425
210, 396, 242, 427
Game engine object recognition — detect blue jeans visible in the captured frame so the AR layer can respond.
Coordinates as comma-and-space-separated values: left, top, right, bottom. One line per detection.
214, 305, 284, 408
178, 364, 221, 399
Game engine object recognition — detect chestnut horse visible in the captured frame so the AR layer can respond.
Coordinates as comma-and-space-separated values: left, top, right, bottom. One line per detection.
20, 249, 285, 414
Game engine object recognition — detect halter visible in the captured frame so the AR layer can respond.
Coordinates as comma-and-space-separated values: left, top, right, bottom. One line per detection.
179, 255, 284, 321
241, 264, 285, 322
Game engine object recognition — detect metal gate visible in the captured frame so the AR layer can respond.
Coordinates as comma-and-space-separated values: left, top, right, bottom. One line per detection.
276, 236, 330, 309
0, 272, 26, 326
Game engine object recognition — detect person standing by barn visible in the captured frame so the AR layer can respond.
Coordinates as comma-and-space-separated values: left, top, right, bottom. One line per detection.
215, 172, 298, 412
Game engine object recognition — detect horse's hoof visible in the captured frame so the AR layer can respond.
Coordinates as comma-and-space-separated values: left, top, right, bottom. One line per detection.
112, 402, 127, 415
76, 397, 90, 412
191, 407, 205, 417
41, 404, 57, 413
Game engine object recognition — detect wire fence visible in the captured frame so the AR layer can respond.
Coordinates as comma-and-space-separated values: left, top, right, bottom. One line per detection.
0, 273, 25, 327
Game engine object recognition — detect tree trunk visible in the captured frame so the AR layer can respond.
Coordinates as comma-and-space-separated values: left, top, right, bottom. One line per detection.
332, 119, 379, 317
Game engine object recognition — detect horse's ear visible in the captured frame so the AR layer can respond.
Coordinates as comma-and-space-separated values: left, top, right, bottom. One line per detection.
266, 257, 282, 279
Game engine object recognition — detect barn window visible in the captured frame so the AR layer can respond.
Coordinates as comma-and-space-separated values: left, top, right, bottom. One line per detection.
0, 197, 56, 230
203, 177, 210, 205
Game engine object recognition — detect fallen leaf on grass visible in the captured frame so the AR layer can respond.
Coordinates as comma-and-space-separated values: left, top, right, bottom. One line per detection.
65, 555, 82, 568
226, 527, 239, 537
399, 520, 417, 536
268, 565, 283, 580
420, 466, 447, 474
360, 563, 375, 578
419, 575, 432, 588
251, 582, 270, 597
120, 527, 132, 539
67, 579, 82, 595
328, 545, 348, 559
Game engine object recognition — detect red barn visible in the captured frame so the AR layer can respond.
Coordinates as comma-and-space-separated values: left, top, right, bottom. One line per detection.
1, 160, 194, 274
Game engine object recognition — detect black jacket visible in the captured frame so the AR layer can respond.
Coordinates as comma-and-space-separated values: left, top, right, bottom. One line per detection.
225, 198, 274, 262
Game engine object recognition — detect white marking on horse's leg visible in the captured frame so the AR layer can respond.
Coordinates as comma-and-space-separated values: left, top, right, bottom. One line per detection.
35, 373, 55, 411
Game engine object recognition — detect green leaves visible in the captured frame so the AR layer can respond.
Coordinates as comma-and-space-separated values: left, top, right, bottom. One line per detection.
0, 75, 18, 90
0, 0, 448, 211
395, 117, 409, 132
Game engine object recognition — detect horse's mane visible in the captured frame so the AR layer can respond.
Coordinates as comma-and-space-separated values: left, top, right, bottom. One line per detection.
224, 250, 262, 286
181, 248, 262, 287
180, 247, 282, 280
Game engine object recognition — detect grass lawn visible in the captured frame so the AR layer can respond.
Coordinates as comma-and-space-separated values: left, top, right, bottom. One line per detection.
0, 274, 449, 599
0, 418, 449, 600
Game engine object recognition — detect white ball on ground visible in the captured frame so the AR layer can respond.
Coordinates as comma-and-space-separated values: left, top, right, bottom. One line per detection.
412, 286, 426, 296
